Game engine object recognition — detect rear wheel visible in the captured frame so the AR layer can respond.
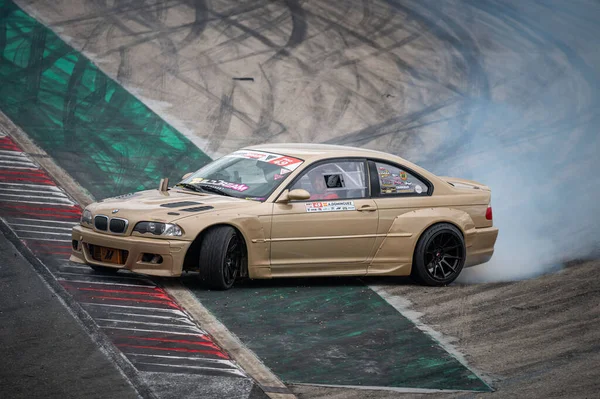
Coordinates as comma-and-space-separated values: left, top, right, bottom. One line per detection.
198, 226, 242, 290
89, 265, 119, 274
411, 223, 466, 286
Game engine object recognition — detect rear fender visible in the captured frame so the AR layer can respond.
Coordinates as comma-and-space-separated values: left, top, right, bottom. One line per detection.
368, 208, 475, 275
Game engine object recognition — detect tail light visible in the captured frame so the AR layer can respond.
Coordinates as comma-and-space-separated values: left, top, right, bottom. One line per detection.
485, 202, 493, 220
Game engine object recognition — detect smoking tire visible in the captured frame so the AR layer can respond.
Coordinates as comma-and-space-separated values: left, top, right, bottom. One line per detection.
198, 226, 242, 290
411, 223, 466, 286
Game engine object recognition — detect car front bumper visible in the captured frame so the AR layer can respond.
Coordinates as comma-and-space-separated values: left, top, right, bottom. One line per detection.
70, 225, 192, 277
465, 226, 499, 268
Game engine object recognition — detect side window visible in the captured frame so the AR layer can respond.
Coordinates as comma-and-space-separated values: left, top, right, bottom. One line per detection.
374, 162, 428, 196
290, 161, 368, 200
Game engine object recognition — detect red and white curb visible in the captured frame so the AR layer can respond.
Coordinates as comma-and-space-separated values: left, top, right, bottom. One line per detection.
0, 132, 246, 379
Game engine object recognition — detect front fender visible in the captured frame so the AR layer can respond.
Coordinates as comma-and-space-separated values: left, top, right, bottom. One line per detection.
176, 212, 271, 279
368, 207, 475, 276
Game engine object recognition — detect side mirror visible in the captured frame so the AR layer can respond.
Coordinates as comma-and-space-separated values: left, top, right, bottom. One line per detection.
181, 172, 193, 180
276, 189, 310, 203
289, 189, 311, 201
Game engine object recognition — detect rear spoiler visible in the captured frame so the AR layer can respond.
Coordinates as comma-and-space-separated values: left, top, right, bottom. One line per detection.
438, 176, 490, 191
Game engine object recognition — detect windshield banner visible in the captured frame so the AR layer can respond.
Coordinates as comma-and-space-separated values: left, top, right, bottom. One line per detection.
226, 150, 303, 171
190, 177, 249, 192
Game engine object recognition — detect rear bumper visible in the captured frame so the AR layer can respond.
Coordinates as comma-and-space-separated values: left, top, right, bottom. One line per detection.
70, 225, 192, 277
465, 226, 499, 268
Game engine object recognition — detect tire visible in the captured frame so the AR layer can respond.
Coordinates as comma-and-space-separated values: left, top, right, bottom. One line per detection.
411, 223, 466, 286
90, 265, 119, 274
198, 226, 243, 290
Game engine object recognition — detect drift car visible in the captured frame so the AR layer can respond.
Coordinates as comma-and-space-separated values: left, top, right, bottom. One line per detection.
70, 144, 498, 289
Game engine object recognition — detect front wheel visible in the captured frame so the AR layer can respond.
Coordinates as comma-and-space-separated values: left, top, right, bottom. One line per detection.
411, 223, 466, 286
198, 226, 243, 290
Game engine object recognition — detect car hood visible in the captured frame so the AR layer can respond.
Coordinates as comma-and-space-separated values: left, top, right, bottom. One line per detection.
88, 189, 256, 223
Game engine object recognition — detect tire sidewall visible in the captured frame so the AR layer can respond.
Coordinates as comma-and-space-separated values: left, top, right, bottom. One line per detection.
412, 223, 466, 286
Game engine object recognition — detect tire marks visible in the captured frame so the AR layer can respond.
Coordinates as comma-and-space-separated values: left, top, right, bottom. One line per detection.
206, 84, 235, 153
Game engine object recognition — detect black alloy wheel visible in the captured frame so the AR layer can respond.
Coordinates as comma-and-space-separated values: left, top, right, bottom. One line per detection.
223, 234, 242, 287
412, 223, 466, 286
199, 226, 243, 290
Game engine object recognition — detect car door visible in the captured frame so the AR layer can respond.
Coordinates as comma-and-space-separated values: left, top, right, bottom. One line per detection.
367, 159, 434, 274
270, 159, 379, 276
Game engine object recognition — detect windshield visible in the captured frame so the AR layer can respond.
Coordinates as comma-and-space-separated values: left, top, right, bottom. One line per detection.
178, 150, 304, 200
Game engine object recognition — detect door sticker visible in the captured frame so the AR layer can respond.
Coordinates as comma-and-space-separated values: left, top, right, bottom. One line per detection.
305, 201, 356, 213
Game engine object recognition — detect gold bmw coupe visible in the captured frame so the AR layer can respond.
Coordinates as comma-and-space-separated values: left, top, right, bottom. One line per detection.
71, 144, 498, 289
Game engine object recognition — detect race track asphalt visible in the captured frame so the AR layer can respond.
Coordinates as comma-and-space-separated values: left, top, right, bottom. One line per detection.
0, 231, 140, 399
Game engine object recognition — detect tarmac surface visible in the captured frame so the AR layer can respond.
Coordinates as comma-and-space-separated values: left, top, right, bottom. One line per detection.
0, 231, 140, 399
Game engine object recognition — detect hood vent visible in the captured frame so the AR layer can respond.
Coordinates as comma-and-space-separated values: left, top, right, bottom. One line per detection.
160, 201, 202, 208
181, 206, 214, 212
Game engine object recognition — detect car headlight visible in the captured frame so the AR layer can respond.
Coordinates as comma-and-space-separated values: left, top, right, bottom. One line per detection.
81, 209, 92, 226
133, 222, 182, 236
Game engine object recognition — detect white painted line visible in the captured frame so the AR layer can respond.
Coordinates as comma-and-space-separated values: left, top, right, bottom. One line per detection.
0, 198, 74, 206
0, 195, 73, 205
15, 229, 72, 236
0, 153, 30, 160
82, 303, 188, 315
56, 271, 151, 282
0, 182, 63, 191
104, 311, 197, 325
290, 382, 476, 394
57, 278, 155, 288
0, 187, 69, 196
12, 217, 76, 224
135, 362, 247, 377
369, 285, 492, 389
0, 166, 39, 170
0, 160, 38, 168
96, 318, 204, 331
127, 353, 237, 366
127, 353, 238, 367
0, 192, 69, 199
0, 149, 24, 155
101, 326, 208, 336
0, 156, 37, 163
11, 223, 73, 231
21, 237, 72, 242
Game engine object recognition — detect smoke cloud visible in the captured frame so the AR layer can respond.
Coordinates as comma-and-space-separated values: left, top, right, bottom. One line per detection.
426, 77, 599, 283
404, 1, 600, 283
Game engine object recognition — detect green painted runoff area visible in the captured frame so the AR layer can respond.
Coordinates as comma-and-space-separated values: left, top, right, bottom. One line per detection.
0, 0, 211, 199
188, 278, 490, 391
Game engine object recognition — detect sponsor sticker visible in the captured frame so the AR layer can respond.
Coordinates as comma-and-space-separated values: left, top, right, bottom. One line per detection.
400, 171, 408, 181
305, 200, 356, 213
378, 167, 390, 177
191, 177, 249, 192
415, 185, 423, 194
